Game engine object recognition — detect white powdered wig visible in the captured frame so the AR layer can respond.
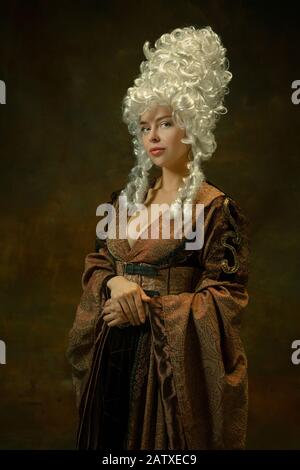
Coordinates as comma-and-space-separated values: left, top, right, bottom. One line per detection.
120, 25, 232, 219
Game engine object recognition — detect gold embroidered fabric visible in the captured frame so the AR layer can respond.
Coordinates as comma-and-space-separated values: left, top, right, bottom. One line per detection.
66, 178, 250, 450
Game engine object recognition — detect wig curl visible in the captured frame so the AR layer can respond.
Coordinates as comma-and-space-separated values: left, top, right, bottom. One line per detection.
120, 25, 232, 219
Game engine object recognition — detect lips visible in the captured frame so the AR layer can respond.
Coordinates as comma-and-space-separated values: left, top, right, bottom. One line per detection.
150, 148, 165, 156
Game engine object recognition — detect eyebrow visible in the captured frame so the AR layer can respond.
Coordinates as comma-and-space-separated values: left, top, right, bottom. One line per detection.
139, 114, 172, 125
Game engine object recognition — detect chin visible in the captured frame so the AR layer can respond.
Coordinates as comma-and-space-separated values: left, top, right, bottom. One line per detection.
151, 159, 165, 167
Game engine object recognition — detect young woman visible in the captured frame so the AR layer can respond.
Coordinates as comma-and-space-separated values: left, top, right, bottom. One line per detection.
67, 25, 250, 450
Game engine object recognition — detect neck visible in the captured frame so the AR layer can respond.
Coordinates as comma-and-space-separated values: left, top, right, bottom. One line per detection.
159, 165, 189, 192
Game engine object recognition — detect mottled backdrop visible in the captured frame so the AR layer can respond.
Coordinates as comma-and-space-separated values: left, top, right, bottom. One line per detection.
0, 0, 299, 449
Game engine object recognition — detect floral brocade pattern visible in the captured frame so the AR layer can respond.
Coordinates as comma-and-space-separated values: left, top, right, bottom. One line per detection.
67, 178, 250, 449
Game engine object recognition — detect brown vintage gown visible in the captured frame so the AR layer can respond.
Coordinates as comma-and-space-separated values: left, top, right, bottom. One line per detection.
66, 176, 250, 450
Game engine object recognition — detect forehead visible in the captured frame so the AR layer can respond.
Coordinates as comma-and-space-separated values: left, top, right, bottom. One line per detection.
139, 104, 173, 123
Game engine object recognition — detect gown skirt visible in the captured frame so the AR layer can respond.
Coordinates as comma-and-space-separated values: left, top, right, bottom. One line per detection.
77, 316, 151, 450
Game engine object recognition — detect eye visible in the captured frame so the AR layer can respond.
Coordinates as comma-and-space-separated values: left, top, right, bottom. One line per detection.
140, 126, 150, 134
161, 121, 172, 128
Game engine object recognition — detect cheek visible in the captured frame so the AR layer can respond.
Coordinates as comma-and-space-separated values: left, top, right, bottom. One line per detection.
167, 130, 184, 146
174, 132, 186, 149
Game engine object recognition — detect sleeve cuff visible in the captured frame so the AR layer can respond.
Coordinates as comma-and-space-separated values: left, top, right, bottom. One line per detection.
102, 274, 116, 300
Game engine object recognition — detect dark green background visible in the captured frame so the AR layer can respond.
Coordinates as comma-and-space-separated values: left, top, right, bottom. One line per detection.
0, 0, 299, 449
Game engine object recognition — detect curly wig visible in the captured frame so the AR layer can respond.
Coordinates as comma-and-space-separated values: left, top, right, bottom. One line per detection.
120, 25, 232, 219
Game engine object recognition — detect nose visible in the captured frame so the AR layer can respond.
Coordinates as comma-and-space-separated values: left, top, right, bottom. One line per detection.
148, 126, 160, 142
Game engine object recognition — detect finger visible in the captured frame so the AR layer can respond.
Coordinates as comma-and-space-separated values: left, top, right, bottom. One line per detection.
141, 294, 151, 302
107, 319, 122, 327
103, 297, 121, 314
106, 311, 127, 327
140, 290, 151, 300
138, 287, 151, 300
128, 293, 144, 325
115, 297, 133, 325
123, 296, 139, 325
103, 313, 116, 322
133, 292, 146, 323
125, 294, 142, 325
103, 301, 119, 316
119, 297, 138, 325
102, 305, 113, 314
104, 310, 127, 324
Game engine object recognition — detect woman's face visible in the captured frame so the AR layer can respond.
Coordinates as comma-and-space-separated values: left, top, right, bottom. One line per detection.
139, 105, 191, 170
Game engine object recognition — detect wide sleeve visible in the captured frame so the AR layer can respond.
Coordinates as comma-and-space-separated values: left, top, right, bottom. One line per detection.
66, 192, 118, 408
146, 195, 250, 449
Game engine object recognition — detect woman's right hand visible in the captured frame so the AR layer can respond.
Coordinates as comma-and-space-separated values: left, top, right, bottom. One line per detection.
106, 276, 151, 325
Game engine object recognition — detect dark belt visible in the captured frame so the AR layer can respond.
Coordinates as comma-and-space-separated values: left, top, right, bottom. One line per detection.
143, 289, 160, 297
121, 263, 161, 297
122, 262, 159, 277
